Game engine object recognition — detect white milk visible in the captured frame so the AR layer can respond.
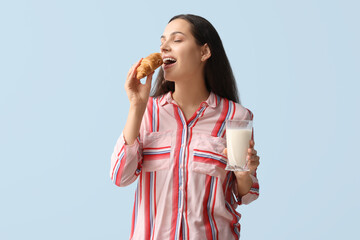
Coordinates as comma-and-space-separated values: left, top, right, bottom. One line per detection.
226, 128, 252, 167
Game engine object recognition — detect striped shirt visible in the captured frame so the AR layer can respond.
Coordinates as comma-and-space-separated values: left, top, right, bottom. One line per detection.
110, 92, 259, 240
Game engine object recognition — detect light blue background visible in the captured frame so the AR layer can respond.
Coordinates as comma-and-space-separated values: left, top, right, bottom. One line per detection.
1, 0, 359, 239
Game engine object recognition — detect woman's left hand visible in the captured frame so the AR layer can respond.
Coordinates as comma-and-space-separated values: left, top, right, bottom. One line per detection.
246, 140, 260, 175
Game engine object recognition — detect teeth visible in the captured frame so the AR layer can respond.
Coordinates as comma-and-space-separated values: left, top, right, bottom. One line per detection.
163, 57, 177, 63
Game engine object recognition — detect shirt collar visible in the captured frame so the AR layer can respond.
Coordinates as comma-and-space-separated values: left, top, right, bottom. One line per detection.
159, 91, 218, 109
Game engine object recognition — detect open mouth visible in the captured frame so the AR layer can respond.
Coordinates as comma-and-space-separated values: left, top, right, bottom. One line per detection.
163, 57, 177, 66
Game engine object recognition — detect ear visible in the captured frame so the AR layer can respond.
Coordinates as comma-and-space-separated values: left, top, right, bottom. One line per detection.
201, 43, 211, 62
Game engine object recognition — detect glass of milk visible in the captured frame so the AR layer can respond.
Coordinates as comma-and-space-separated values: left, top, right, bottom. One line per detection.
225, 120, 253, 171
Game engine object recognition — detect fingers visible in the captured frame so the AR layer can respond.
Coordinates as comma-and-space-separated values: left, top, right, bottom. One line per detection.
127, 58, 143, 79
247, 141, 260, 171
248, 148, 257, 155
223, 148, 228, 157
145, 72, 154, 88
247, 149, 260, 169
247, 154, 260, 162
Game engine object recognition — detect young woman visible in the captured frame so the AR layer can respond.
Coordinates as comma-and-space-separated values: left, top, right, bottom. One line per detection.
110, 14, 260, 240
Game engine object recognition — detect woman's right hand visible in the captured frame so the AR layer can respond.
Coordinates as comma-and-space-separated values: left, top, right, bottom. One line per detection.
125, 59, 154, 108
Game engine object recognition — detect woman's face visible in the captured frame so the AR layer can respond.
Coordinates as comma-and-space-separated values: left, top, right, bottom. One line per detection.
160, 19, 205, 82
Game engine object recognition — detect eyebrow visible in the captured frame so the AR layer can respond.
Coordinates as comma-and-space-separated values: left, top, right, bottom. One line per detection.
160, 31, 186, 39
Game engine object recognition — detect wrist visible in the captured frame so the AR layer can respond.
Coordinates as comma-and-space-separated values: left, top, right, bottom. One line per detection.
129, 103, 147, 114
234, 171, 253, 197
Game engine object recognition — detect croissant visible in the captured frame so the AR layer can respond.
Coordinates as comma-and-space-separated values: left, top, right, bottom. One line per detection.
136, 53, 163, 79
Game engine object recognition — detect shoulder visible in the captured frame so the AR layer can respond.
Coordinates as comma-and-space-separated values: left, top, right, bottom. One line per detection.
216, 95, 253, 120
233, 102, 253, 120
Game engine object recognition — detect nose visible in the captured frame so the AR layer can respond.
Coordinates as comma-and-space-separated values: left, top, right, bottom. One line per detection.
160, 40, 170, 53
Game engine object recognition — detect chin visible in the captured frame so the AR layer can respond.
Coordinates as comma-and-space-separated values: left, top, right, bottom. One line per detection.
163, 73, 176, 82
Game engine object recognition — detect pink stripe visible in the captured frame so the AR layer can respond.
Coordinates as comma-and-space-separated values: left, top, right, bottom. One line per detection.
183, 107, 203, 239
144, 146, 171, 150
228, 202, 241, 239
223, 172, 232, 195
230, 101, 236, 120
156, 98, 160, 132
246, 108, 254, 120
111, 145, 124, 181
130, 192, 136, 239
194, 149, 226, 159
169, 105, 182, 240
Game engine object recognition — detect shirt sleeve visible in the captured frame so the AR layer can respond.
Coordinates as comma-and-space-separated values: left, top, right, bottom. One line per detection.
233, 172, 260, 205
110, 133, 143, 187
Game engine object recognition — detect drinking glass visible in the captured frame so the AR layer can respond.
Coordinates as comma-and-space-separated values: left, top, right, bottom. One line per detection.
225, 120, 253, 171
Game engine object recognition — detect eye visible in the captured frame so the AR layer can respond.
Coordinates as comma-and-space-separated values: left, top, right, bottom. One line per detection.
174, 39, 182, 43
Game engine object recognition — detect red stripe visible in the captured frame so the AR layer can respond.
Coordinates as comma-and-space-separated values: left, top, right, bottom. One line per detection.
211, 98, 229, 137
143, 153, 171, 161
170, 105, 182, 240
252, 182, 259, 189
179, 224, 183, 239
249, 191, 260, 196
193, 156, 227, 169
212, 178, 219, 239
144, 173, 151, 240
151, 172, 157, 240
114, 147, 126, 186
221, 101, 235, 138
203, 175, 213, 240
139, 174, 143, 210
246, 108, 254, 120
147, 97, 154, 132
130, 191, 137, 239
222, 172, 231, 195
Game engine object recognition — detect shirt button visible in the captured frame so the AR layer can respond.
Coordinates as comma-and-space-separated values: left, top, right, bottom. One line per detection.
179, 186, 183, 190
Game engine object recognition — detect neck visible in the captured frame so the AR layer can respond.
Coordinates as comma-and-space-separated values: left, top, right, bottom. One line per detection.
172, 77, 210, 109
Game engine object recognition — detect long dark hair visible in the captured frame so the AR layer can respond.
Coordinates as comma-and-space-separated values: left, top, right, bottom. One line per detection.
151, 14, 240, 103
